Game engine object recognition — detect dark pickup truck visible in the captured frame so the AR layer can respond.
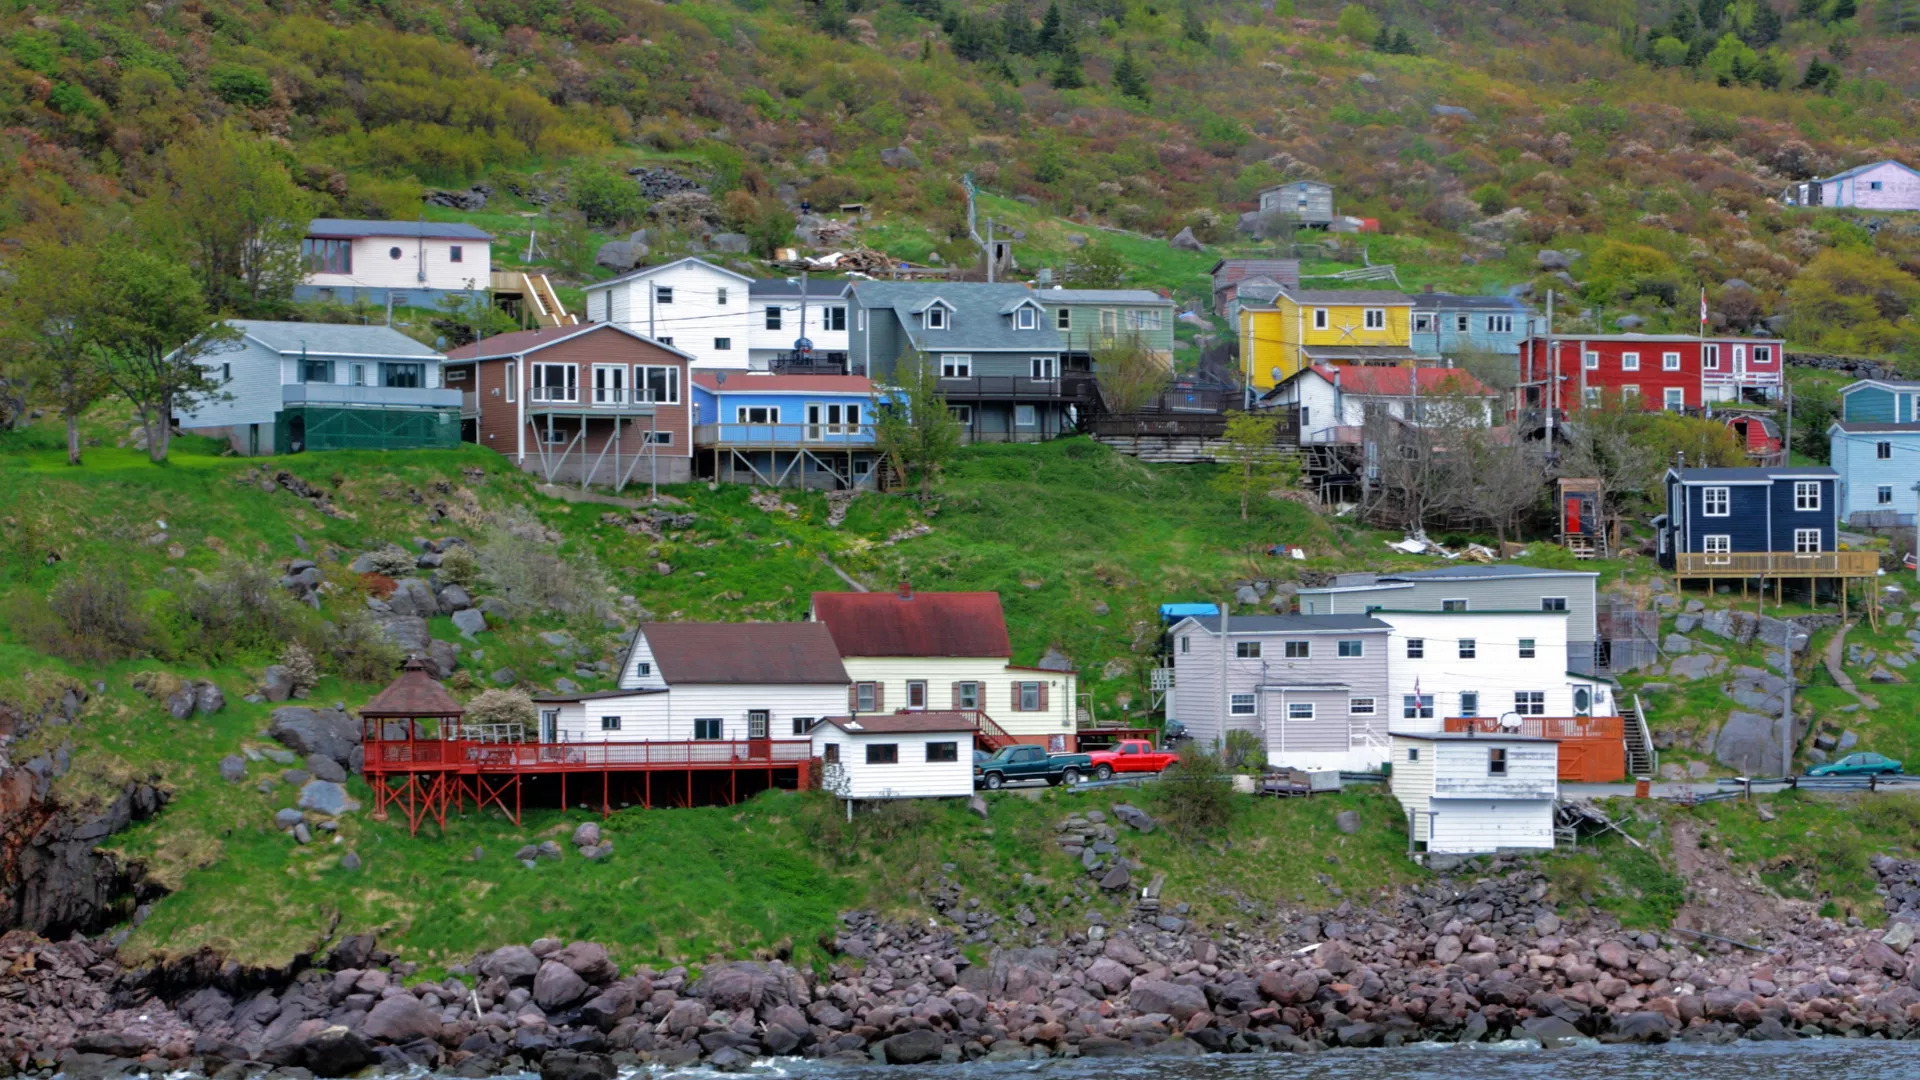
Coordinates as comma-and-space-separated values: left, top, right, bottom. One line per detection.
974, 745, 1096, 790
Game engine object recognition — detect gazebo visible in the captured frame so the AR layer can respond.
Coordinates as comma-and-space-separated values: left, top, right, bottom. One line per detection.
359, 656, 476, 835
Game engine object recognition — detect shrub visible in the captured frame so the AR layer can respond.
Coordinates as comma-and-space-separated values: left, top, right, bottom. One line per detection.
438, 544, 480, 589
1158, 744, 1233, 838
464, 688, 535, 736
24, 565, 153, 664
1222, 729, 1267, 772
358, 544, 417, 577
209, 63, 273, 108
1334, 3, 1380, 42
326, 609, 404, 683
480, 511, 608, 617
358, 572, 398, 599
280, 641, 320, 694
177, 559, 300, 660
571, 163, 647, 228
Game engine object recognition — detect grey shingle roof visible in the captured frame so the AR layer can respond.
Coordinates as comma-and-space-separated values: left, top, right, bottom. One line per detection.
1184, 614, 1389, 633
1379, 565, 1598, 581
750, 278, 853, 298
1670, 466, 1838, 482
1411, 293, 1529, 312
852, 282, 1067, 352
231, 320, 442, 358
1038, 289, 1174, 305
1276, 287, 1414, 305
1830, 421, 1920, 434
307, 219, 492, 241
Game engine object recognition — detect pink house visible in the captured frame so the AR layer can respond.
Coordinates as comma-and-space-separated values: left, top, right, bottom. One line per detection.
1787, 161, 1920, 211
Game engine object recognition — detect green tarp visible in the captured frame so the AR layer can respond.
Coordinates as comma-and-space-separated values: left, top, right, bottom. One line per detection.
275, 407, 460, 453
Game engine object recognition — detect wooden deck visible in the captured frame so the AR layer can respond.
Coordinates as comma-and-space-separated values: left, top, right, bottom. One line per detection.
1673, 551, 1879, 578
1442, 716, 1626, 783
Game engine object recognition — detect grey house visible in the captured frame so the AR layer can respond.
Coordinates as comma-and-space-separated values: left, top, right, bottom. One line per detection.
849, 281, 1095, 442
177, 321, 460, 455
1256, 181, 1335, 228
1295, 565, 1606, 674
1166, 614, 1391, 772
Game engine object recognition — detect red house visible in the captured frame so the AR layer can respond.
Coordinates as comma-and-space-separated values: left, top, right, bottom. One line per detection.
1515, 333, 1784, 418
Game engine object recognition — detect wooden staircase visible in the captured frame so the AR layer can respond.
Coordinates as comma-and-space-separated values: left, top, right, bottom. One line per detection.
973, 710, 1016, 752
523, 273, 578, 328
1621, 694, 1657, 779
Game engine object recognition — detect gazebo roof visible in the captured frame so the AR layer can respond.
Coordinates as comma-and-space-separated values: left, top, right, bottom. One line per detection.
359, 656, 465, 718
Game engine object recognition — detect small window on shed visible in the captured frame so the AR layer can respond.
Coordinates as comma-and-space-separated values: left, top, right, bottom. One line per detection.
1408, 747, 1420, 762
1488, 748, 1507, 776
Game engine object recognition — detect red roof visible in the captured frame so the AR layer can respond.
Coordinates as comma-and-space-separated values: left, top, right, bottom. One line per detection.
691, 373, 874, 394
641, 622, 849, 684
360, 657, 464, 717
811, 590, 1012, 658
1309, 364, 1496, 397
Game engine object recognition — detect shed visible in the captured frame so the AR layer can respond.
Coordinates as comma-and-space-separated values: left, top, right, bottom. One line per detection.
811, 713, 979, 799
1389, 731, 1558, 854
1256, 181, 1335, 227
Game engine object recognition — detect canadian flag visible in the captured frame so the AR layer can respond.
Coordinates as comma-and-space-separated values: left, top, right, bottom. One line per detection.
1700, 287, 1709, 330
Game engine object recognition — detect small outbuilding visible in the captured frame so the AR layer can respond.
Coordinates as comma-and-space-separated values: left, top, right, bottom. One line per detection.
810, 713, 980, 800
1389, 731, 1559, 854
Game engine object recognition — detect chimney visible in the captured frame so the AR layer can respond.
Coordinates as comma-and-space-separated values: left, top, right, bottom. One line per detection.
1423, 283, 1435, 294
898, 580, 913, 600
1677, 450, 1687, 469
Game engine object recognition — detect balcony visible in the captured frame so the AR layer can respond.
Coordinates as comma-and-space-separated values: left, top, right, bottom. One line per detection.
694, 421, 876, 449
1674, 550, 1880, 578
769, 354, 850, 376
525, 387, 661, 416
1444, 716, 1622, 740
939, 375, 1085, 401
282, 383, 462, 409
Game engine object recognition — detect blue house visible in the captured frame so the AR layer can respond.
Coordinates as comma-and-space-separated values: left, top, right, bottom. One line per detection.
1838, 378, 1920, 423
1655, 466, 1839, 570
1828, 422, 1920, 524
691, 371, 884, 490
1410, 293, 1539, 359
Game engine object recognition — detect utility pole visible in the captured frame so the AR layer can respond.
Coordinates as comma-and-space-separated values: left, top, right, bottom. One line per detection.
648, 285, 656, 340
797, 269, 811, 363
1784, 381, 1794, 465
1544, 289, 1556, 444
986, 217, 996, 284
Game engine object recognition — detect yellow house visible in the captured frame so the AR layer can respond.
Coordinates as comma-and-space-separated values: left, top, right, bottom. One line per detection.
1238, 287, 1419, 393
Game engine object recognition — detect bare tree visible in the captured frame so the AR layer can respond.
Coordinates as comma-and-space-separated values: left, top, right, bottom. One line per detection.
1458, 429, 1548, 547
1092, 333, 1171, 415
1562, 401, 1656, 543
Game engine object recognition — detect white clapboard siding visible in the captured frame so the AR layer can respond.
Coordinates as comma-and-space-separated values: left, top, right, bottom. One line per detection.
1427, 799, 1555, 852
1391, 734, 1557, 853
809, 729, 974, 799
619, 630, 669, 690
549, 683, 846, 742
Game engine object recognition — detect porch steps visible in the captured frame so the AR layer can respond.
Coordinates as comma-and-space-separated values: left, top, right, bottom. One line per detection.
522, 273, 578, 329
1622, 694, 1657, 779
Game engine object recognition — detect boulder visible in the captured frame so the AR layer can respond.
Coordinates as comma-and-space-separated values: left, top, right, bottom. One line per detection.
1714, 710, 1786, 775
1663, 633, 1692, 654
302, 1026, 376, 1077
452, 608, 488, 637
540, 1050, 616, 1080
595, 241, 644, 273
362, 995, 443, 1043
1169, 226, 1205, 252
708, 232, 751, 254
879, 146, 921, 170
297, 780, 358, 816
220, 755, 248, 783
425, 639, 459, 680
387, 577, 438, 619
194, 681, 227, 715
880, 1029, 942, 1064
571, 822, 602, 848
306, 753, 347, 784
270, 707, 360, 766
1536, 249, 1577, 270
534, 960, 591, 1010
1086, 957, 1133, 995
262, 665, 296, 702
1521, 1015, 1586, 1048
696, 961, 801, 1011
1334, 810, 1361, 835
1129, 980, 1208, 1021
438, 584, 473, 612
376, 614, 431, 654
482, 945, 542, 983
557, 941, 618, 984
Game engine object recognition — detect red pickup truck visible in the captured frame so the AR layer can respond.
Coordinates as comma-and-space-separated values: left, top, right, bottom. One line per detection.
1082, 739, 1178, 780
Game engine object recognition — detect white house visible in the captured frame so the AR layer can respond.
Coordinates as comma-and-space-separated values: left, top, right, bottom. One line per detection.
1373, 610, 1614, 734
749, 278, 852, 370
533, 621, 849, 743
296, 219, 493, 308
176, 320, 459, 455
582, 257, 757, 372
810, 713, 978, 799
1389, 731, 1558, 854
1261, 364, 1498, 444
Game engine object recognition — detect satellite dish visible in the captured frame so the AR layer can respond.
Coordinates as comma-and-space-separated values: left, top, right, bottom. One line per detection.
716, 371, 727, 385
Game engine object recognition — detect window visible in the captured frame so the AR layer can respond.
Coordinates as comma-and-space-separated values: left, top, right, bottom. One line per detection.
1407, 638, 1424, 659
714, 337, 732, 352
1313, 309, 1329, 330
941, 355, 971, 378
1753, 346, 1772, 365
1621, 352, 1640, 371
927, 741, 958, 762
765, 306, 783, 330
301, 238, 352, 274
1414, 313, 1433, 333
955, 682, 980, 710
1337, 640, 1364, 658
1488, 748, 1508, 776
1583, 352, 1599, 370
1178, 636, 1190, 655
1574, 688, 1592, 716
388, 246, 403, 260
1402, 695, 1434, 719
949, 405, 972, 425
737, 405, 780, 426
906, 680, 927, 710
1880, 442, 1894, 460
1795, 481, 1821, 512
866, 744, 899, 765
1364, 309, 1385, 330
1287, 702, 1315, 721
1701, 486, 1730, 516
532, 363, 578, 403
450, 245, 464, 263
1621, 385, 1640, 402
301, 359, 334, 384
1132, 309, 1163, 331
643, 431, 674, 446
1349, 697, 1376, 716
824, 307, 846, 331
1236, 641, 1263, 658
598, 715, 621, 731
1442, 599, 1468, 611
716, 287, 728, 306
854, 682, 877, 712
1871, 180, 1885, 191
1488, 314, 1514, 334
1794, 528, 1822, 554
382, 363, 424, 389
221, 362, 232, 383
822, 743, 839, 764
925, 306, 947, 330
1030, 356, 1056, 379
1666, 351, 1685, 372
654, 286, 673, 305
505, 362, 516, 403
1016, 307, 1036, 330
1704, 535, 1731, 561
1514, 691, 1545, 716
1407, 747, 1420, 762
1018, 682, 1041, 711
350, 363, 367, 387
1056, 308, 1072, 330
694, 718, 723, 740
1459, 691, 1479, 717
592, 364, 626, 405
1541, 597, 1567, 612
657, 337, 672, 345
791, 717, 813, 736
1284, 641, 1310, 659
1880, 485, 1895, 505
1229, 694, 1257, 716
1015, 405, 1037, 428
640, 365, 679, 404
1458, 638, 1476, 659
1518, 638, 1536, 659
1455, 313, 1470, 332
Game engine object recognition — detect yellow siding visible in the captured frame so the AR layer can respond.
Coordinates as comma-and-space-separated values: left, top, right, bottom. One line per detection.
840, 656, 1078, 743
1241, 297, 1416, 393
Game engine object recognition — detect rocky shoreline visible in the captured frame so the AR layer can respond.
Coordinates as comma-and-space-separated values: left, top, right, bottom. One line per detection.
12, 854, 1920, 1077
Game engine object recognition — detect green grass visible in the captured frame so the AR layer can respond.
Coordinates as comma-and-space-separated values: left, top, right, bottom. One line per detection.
1546, 824, 1689, 931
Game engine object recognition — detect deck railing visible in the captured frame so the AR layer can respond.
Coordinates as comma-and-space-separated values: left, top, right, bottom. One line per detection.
1674, 551, 1880, 576
693, 421, 876, 448
366, 738, 814, 771
1443, 715, 1624, 740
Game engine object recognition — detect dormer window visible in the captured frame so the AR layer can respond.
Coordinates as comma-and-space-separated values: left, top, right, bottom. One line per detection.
1016, 307, 1035, 330
926, 306, 947, 330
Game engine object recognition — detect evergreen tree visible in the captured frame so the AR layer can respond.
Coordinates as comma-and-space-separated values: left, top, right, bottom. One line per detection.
1744, 1, 1782, 45
1180, 2, 1208, 44
950, 15, 998, 61
1753, 50, 1785, 87
1390, 27, 1414, 53
1372, 23, 1392, 49
1795, 0, 1822, 19
1037, 1, 1065, 52
1112, 42, 1150, 101
1050, 33, 1087, 87
1798, 54, 1836, 88
1664, 5, 1698, 39
1001, 2, 1035, 54
1698, 0, 1730, 28
1831, 0, 1856, 19
1883, 0, 1920, 30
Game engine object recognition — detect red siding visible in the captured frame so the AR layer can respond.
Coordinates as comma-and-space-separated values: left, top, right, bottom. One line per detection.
457, 329, 691, 461
1518, 335, 1784, 414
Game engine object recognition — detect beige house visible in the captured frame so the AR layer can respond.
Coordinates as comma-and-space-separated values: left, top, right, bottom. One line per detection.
809, 585, 1080, 750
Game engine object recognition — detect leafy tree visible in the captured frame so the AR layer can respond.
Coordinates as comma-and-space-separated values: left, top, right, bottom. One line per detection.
1037, 1, 1065, 52
208, 63, 273, 108
1703, 33, 1758, 84
147, 125, 311, 315
746, 205, 797, 258
1786, 249, 1920, 355
1091, 335, 1171, 414
1584, 240, 1683, 305
1, 237, 111, 465
1881, 0, 1920, 31
814, 0, 850, 35
1180, 2, 1209, 44
1112, 43, 1150, 102
1796, 0, 1823, 18
1752, 49, 1786, 88
872, 354, 962, 503
1063, 241, 1126, 287
90, 244, 238, 463
1049, 35, 1086, 88
1211, 411, 1297, 520
570, 163, 646, 227
1335, 3, 1381, 42
1650, 34, 1690, 65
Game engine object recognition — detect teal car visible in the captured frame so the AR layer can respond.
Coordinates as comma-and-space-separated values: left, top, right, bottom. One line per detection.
1808, 752, 1904, 777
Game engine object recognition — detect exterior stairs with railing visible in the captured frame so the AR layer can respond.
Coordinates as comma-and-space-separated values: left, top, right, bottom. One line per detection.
973, 710, 1016, 752
1622, 693, 1657, 779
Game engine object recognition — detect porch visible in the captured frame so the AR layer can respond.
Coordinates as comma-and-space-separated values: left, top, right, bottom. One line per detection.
1442, 716, 1625, 783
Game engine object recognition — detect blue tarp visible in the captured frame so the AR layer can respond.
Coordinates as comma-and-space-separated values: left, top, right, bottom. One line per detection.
1159, 603, 1220, 622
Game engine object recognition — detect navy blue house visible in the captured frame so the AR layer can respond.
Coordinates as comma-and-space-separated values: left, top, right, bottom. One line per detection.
1656, 466, 1839, 570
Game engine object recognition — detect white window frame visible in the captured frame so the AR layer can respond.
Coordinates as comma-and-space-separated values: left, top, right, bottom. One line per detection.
1364, 308, 1385, 330
1880, 485, 1895, 505
591, 364, 627, 406
1313, 308, 1329, 330
1488, 314, 1514, 334
714, 337, 732, 352
1794, 528, 1822, 554
1348, 697, 1376, 716
1455, 313, 1470, 332
531, 362, 578, 403
1794, 481, 1821, 512
1663, 387, 1686, 412
925, 306, 948, 330
1459, 691, 1479, 717
1030, 356, 1056, 379
504, 361, 516, 403
1406, 637, 1424, 659
1441, 598, 1469, 611
1513, 691, 1546, 716
1621, 351, 1639, 371
1518, 638, 1536, 659
1704, 534, 1731, 564
824, 306, 847, 331
1336, 640, 1364, 658
1016, 307, 1036, 330
1286, 702, 1315, 721
1753, 346, 1772, 365
1414, 313, 1433, 332
1621, 385, 1640, 402
764, 305, 783, 330
1669, 350, 1687, 371
1583, 351, 1599, 370
1702, 487, 1730, 516
1402, 694, 1434, 720
737, 405, 781, 425
1283, 641, 1309, 659
949, 404, 972, 425
940, 354, 971, 378
655, 285, 673, 305
638, 365, 680, 404
1056, 307, 1071, 330
1458, 638, 1476, 660
1541, 596, 1567, 611
1229, 693, 1257, 716
1015, 404, 1037, 428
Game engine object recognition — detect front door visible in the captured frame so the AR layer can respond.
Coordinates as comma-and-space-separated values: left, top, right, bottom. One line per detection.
594, 365, 626, 405
540, 709, 559, 744
747, 709, 771, 759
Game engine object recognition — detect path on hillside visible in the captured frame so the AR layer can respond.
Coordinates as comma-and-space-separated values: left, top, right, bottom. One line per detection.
1824, 622, 1880, 711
